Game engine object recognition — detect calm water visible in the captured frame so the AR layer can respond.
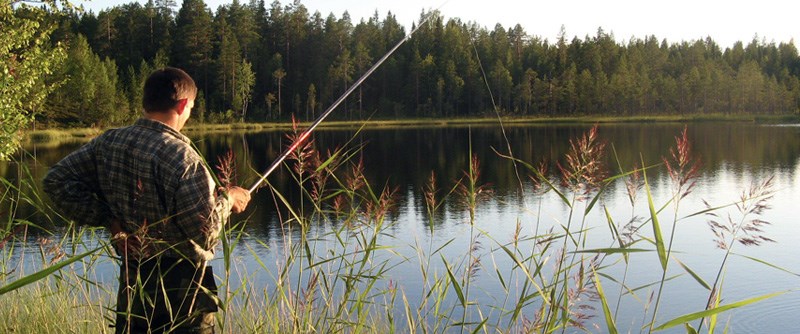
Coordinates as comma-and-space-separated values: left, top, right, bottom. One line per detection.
5, 122, 800, 333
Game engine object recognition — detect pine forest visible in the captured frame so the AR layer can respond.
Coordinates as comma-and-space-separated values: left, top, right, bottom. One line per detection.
29, 0, 800, 127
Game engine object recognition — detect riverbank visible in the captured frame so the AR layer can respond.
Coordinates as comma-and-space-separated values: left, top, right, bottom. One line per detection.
24, 113, 799, 146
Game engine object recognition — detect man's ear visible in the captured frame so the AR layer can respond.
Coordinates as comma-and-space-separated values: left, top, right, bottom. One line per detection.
175, 98, 189, 115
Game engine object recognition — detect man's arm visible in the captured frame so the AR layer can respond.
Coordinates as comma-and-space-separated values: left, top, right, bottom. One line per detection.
171, 161, 250, 260
43, 140, 113, 228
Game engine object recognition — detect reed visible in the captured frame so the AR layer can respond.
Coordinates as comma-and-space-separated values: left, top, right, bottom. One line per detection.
0, 279, 112, 333
0, 125, 789, 333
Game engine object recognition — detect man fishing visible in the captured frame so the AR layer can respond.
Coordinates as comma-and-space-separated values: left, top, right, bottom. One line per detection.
43, 67, 251, 333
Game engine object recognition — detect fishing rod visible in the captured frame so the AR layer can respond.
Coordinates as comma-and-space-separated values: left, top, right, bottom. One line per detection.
248, 9, 442, 193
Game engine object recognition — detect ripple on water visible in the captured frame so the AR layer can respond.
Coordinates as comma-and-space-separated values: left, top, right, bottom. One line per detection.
726, 293, 800, 333
710, 271, 800, 333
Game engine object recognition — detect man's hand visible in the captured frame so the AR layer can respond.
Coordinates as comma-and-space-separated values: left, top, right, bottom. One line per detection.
109, 220, 149, 258
226, 186, 251, 214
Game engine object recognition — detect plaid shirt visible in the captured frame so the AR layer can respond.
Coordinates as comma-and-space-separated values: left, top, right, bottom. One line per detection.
44, 118, 232, 262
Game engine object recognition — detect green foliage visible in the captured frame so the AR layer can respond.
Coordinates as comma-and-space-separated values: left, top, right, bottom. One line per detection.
44, 34, 128, 127
0, 1, 66, 160
234, 59, 255, 120
32, 0, 800, 127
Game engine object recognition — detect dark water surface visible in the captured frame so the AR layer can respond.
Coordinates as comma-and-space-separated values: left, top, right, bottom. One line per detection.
5, 122, 800, 333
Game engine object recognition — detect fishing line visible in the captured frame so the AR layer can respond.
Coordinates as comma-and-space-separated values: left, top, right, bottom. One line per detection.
469, 32, 526, 197
248, 1, 451, 193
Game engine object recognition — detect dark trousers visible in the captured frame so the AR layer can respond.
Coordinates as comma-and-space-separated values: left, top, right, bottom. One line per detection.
114, 257, 218, 334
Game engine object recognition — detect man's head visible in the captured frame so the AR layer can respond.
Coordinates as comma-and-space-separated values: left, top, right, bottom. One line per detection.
142, 67, 197, 130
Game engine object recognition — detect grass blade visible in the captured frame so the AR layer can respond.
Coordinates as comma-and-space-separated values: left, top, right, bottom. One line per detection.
642, 155, 667, 270
592, 265, 618, 334
674, 257, 711, 290
708, 281, 723, 333
470, 317, 489, 334
442, 255, 466, 307
584, 184, 607, 215
492, 148, 571, 207
603, 206, 629, 263
0, 245, 104, 295
493, 240, 549, 305
734, 253, 800, 277
654, 291, 786, 331
573, 247, 651, 255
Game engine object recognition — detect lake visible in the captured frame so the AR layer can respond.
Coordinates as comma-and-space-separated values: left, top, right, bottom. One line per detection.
4, 122, 800, 333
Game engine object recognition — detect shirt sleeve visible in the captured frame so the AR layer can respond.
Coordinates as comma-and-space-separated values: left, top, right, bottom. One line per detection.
43, 140, 113, 228
171, 160, 233, 260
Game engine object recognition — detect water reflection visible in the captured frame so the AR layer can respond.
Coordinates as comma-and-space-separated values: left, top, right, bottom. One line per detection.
5, 122, 800, 332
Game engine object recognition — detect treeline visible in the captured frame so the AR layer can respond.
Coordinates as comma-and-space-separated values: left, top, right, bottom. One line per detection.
39, 0, 800, 127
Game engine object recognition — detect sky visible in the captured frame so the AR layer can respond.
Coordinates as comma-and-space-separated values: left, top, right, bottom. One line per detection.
80, 0, 798, 49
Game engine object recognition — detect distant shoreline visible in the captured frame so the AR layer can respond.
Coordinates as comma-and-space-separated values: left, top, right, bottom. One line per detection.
24, 114, 799, 147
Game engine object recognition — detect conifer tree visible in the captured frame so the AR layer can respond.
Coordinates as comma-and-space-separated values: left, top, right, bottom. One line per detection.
173, 0, 212, 93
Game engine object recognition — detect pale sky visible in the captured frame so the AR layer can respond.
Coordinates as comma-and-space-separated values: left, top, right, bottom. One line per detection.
80, 0, 798, 49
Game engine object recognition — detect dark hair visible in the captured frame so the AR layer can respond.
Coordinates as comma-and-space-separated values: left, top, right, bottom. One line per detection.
142, 67, 197, 113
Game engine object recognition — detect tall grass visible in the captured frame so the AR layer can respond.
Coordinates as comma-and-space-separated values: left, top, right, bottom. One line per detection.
0, 125, 791, 333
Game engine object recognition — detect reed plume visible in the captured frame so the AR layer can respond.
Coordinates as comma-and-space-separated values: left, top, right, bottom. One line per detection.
649, 125, 701, 331
663, 126, 701, 199
558, 125, 607, 193
707, 176, 776, 250
698, 176, 776, 330
215, 150, 237, 188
